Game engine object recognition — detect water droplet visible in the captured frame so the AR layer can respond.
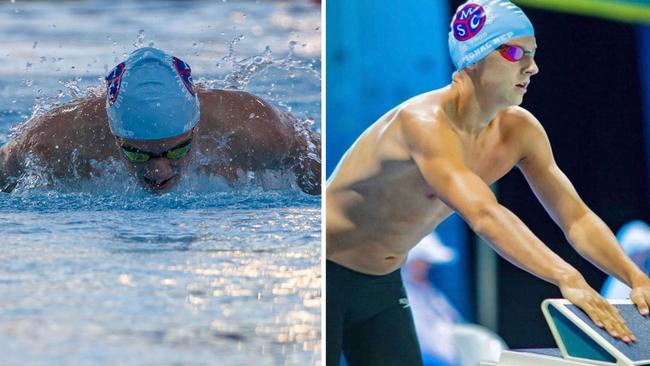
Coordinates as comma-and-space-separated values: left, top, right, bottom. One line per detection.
32, 41, 38, 49
133, 29, 146, 48
249, 113, 256, 119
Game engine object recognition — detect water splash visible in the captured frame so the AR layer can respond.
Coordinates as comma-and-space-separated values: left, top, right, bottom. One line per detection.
133, 29, 146, 49
212, 40, 320, 91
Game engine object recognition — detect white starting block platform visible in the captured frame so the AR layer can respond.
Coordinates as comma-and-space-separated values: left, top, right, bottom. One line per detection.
481, 299, 650, 366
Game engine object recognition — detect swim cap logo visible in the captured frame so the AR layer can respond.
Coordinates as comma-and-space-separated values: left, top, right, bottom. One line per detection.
173, 57, 196, 96
453, 4, 486, 41
105, 62, 125, 106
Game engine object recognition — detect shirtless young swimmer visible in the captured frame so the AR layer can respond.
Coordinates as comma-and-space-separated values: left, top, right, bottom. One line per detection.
326, 1, 650, 365
0, 47, 320, 194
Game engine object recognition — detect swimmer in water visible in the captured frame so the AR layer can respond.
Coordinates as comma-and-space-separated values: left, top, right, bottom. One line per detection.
326, 1, 650, 364
0, 47, 320, 194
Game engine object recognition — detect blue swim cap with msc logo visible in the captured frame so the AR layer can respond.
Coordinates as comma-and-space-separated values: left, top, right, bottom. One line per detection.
448, 0, 534, 70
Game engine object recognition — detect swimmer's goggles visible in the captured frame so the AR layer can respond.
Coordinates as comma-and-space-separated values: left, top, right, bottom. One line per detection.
497, 44, 535, 62
120, 139, 192, 163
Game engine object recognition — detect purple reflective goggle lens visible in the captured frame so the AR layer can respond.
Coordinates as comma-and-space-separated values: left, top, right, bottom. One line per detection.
497, 45, 525, 62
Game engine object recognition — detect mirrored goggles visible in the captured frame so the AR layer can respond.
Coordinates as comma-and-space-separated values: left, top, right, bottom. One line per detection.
496, 44, 535, 62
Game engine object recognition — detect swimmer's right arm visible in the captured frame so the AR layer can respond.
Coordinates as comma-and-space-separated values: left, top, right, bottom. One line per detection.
401, 114, 635, 342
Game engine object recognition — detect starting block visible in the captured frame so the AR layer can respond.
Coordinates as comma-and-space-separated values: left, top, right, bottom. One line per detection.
481, 299, 650, 366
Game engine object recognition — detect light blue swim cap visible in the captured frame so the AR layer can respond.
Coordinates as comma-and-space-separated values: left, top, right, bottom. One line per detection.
105, 47, 200, 140
448, 0, 534, 70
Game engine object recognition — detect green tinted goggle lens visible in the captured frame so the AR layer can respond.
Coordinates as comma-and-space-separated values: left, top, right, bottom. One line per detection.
165, 142, 192, 160
123, 150, 150, 163
122, 141, 192, 163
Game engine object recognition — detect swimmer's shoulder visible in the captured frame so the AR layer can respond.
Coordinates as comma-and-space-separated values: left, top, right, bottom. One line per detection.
497, 106, 546, 140
196, 88, 289, 131
497, 106, 552, 163
387, 89, 443, 128
17, 95, 106, 147
393, 90, 457, 150
197, 88, 280, 115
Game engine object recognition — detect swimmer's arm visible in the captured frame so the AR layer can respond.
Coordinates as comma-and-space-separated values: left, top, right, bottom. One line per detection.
286, 117, 321, 195
402, 117, 577, 281
517, 113, 650, 313
401, 114, 634, 341
0, 139, 23, 193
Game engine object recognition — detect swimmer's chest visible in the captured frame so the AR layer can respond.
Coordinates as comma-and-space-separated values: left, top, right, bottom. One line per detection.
381, 139, 518, 207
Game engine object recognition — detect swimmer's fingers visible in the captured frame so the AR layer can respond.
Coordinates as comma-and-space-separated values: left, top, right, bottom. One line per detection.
630, 285, 650, 316
596, 301, 635, 343
580, 303, 605, 328
568, 290, 633, 342
559, 275, 634, 342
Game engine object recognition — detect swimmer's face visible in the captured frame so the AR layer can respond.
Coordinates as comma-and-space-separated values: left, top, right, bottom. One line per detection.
115, 129, 195, 192
470, 36, 539, 107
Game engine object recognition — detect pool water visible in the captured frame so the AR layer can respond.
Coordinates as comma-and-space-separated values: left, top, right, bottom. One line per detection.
0, 1, 321, 365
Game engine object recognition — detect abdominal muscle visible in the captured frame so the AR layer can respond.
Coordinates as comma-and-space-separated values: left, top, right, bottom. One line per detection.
326, 175, 454, 275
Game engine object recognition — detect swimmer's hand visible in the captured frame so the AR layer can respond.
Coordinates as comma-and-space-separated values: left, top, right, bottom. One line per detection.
559, 273, 636, 343
630, 278, 650, 317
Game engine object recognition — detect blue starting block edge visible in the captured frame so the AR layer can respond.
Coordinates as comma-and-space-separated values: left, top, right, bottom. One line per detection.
542, 299, 650, 366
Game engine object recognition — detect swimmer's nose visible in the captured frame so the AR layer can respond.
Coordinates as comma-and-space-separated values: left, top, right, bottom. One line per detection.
144, 157, 174, 182
524, 57, 539, 76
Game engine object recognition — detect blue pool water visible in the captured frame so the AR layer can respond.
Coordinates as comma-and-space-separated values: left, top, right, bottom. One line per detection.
0, 1, 321, 365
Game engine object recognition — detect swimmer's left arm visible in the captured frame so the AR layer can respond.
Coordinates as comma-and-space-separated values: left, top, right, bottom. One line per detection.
516, 110, 650, 313
286, 119, 321, 195
0, 139, 23, 193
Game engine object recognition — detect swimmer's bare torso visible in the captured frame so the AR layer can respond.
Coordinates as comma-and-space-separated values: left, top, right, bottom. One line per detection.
327, 86, 541, 274
0, 89, 320, 194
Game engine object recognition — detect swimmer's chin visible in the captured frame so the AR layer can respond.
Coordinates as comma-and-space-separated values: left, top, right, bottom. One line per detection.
141, 175, 179, 192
